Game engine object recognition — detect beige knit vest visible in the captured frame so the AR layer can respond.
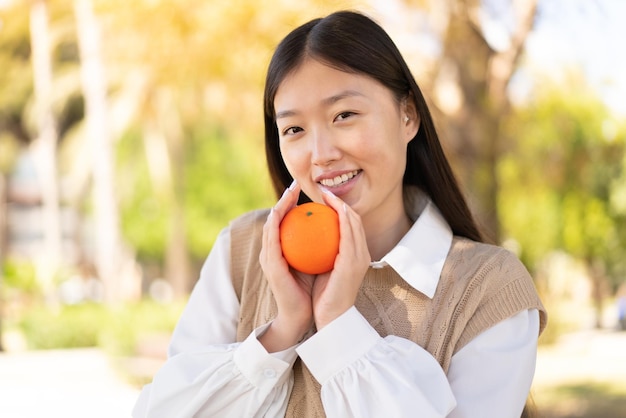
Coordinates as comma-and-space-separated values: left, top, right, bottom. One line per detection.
229, 209, 547, 418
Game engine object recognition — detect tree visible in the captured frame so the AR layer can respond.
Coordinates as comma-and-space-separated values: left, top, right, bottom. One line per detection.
29, 0, 63, 290
391, 0, 538, 242
0, 0, 32, 351
499, 77, 626, 328
74, 0, 137, 301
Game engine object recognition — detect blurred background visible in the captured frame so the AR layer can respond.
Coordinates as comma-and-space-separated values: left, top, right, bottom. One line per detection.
0, 0, 625, 417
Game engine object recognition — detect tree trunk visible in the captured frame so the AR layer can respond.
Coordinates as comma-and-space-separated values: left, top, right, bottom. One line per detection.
143, 90, 190, 298
434, 0, 538, 243
589, 257, 607, 329
164, 116, 190, 298
74, 0, 136, 302
0, 173, 7, 351
29, 0, 63, 289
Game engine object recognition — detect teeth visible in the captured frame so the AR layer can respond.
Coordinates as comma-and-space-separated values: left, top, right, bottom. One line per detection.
320, 170, 359, 187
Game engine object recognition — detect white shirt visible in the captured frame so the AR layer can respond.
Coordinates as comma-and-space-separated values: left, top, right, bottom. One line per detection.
133, 202, 540, 418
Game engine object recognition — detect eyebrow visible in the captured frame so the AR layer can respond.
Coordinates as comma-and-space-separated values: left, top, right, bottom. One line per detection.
275, 90, 365, 120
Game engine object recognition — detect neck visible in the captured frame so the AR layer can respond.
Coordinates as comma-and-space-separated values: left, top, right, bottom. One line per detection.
363, 203, 412, 262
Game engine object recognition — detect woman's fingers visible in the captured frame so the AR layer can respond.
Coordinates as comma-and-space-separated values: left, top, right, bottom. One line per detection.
261, 180, 300, 266
259, 180, 314, 344
315, 187, 370, 329
274, 179, 300, 217
320, 187, 369, 264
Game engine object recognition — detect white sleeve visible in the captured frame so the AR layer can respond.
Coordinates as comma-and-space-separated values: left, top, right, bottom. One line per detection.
132, 228, 299, 418
447, 309, 539, 418
297, 307, 539, 418
297, 307, 455, 417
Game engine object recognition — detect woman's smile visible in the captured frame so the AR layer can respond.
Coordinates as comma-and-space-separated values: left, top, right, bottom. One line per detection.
316, 169, 362, 196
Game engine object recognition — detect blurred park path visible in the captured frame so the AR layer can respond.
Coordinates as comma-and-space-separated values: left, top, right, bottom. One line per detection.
534, 328, 626, 418
535, 329, 626, 387
0, 348, 140, 418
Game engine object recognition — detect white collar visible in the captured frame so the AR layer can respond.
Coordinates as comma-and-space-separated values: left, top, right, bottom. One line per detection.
369, 192, 452, 299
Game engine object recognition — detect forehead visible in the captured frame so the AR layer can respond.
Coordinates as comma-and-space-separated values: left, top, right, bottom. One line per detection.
274, 58, 394, 114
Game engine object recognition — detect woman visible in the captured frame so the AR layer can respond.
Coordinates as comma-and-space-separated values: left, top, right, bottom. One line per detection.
133, 10, 547, 418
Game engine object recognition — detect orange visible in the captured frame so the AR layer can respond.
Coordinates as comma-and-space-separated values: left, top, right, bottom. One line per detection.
279, 202, 340, 274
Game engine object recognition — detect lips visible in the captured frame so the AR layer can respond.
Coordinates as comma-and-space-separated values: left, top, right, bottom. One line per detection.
318, 170, 361, 187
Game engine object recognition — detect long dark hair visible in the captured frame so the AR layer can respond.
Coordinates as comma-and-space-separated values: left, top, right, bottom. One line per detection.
263, 10, 484, 243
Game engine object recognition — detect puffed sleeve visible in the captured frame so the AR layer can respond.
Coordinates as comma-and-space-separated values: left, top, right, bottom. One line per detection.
132, 228, 299, 418
297, 307, 456, 417
297, 307, 539, 418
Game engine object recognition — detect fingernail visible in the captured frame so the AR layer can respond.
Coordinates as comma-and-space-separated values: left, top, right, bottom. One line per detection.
282, 179, 297, 198
343, 203, 348, 214
320, 187, 336, 198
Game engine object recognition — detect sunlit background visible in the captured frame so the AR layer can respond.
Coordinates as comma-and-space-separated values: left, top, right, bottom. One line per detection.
1, 0, 625, 417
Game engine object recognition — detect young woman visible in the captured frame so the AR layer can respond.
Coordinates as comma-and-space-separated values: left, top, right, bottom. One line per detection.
133, 10, 547, 418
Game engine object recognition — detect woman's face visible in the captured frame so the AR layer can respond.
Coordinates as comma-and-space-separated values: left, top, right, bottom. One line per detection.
274, 58, 418, 223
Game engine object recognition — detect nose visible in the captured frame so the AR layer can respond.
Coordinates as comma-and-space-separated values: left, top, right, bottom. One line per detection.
310, 127, 341, 166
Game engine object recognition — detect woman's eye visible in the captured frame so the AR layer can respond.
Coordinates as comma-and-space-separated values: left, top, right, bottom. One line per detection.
335, 111, 355, 121
283, 126, 303, 136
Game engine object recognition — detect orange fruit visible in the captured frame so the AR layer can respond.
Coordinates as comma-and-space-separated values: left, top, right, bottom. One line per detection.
279, 202, 340, 274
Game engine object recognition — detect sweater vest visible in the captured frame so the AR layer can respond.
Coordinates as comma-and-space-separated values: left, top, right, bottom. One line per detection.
229, 208, 547, 418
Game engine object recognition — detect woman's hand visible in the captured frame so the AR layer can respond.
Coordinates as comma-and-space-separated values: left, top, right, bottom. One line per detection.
312, 189, 371, 330
258, 181, 315, 352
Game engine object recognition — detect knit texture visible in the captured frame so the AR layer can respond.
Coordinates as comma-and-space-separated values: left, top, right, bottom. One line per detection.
229, 208, 547, 417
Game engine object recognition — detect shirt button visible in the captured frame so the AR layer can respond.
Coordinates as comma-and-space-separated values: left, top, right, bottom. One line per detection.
263, 369, 276, 378
369, 261, 386, 269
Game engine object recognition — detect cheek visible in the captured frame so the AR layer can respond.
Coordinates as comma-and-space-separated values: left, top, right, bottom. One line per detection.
363, 133, 408, 174
279, 143, 308, 176
356, 127, 405, 164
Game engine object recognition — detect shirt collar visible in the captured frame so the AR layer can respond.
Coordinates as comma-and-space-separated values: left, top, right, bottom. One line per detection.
369, 188, 453, 299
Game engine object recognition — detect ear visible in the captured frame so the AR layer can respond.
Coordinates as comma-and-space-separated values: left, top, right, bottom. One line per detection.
402, 92, 420, 143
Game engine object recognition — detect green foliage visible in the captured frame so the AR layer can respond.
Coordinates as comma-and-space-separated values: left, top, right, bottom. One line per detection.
116, 123, 274, 264
183, 125, 274, 261
0, 0, 82, 143
562, 194, 615, 259
16, 300, 184, 354
2, 259, 39, 294
0, 133, 20, 173
117, 128, 170, 262
535, 382, 626, 418
18, 303, 106, 349
499, 78, 626, 287
0, 2, 32, 144
98, 299, 185, 356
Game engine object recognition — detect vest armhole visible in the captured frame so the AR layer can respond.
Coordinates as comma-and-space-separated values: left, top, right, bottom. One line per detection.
229, 209, 270, 301
454, 250, 547, 353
